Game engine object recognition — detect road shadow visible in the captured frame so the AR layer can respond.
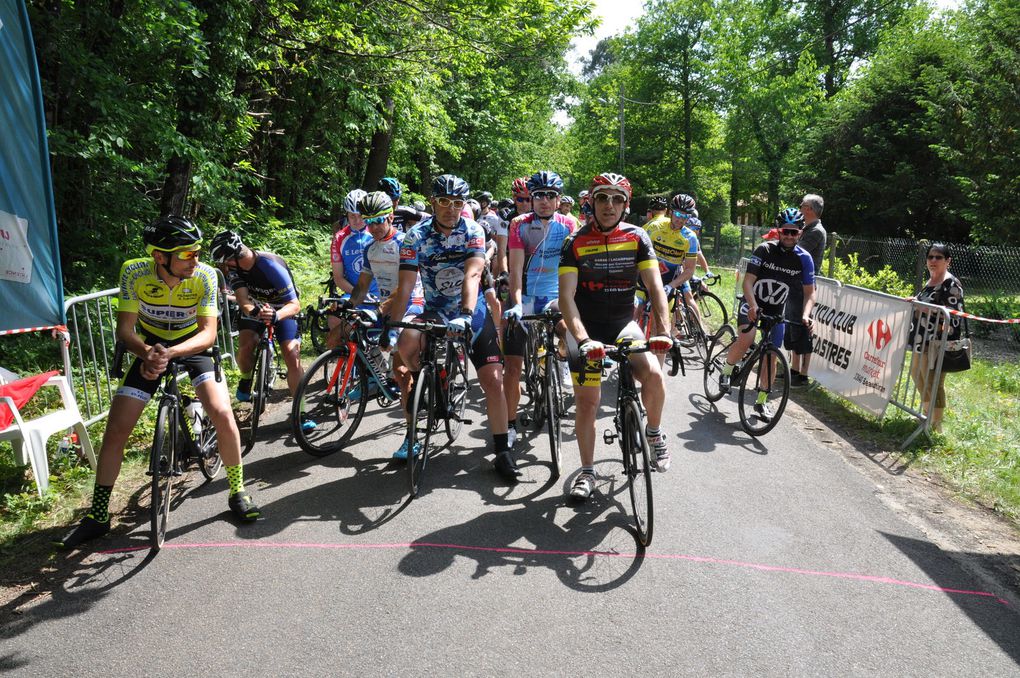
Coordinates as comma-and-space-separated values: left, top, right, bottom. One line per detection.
399, 464, 647, 593
680, 393, 769, 456
881, 531, 1020, 665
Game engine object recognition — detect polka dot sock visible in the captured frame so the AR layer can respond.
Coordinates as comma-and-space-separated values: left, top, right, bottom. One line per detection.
225, 465, 245, 496
88, 483, 114, 523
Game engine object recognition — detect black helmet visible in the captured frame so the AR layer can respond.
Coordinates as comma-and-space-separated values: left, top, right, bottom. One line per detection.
671, 193, 696, 212
649, 196, 668, 210
476, 191, 493, 204
143, 216, 202, 254
360, 191, 394, 219
432, 173, 470, 198
210, 230, 245, 263
526, 170, 564, 194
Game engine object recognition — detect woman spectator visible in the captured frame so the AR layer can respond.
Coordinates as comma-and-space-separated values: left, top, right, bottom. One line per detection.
909, 243, 964, 432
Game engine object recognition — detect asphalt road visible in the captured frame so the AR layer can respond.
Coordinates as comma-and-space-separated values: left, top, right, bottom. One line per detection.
2, 357, 1018, 676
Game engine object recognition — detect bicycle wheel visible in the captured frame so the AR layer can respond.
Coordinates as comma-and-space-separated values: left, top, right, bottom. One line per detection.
697, 290, 729, 336
408, 364, 435, 497
196, 407, 222, 480
622, 399, 654, 547
292, 347, 369, 456
681, 303, 708, 364
703, 324, 736, 403
544, 350, 562, 478
150, 400, 177, 550
240, 342, 271, 456
309, 308, 331, 354
736, 344, 790, 436
445, 342, 469, 442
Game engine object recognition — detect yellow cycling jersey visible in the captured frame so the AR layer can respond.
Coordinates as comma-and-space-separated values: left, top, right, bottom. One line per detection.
645, 219, 698, 268
117, 258, 219, 340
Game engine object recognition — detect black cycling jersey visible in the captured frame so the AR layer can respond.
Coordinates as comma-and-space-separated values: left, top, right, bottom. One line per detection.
745, 242, 815, 317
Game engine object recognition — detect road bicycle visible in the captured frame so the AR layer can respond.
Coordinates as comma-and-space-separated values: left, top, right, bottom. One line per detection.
388, 319, 472, 497
291, 300, 398, 456
238, 305, 285, 456
703, 313, 790, 436
591, 338, 681, 547
690, 272, 729, 336
516, 308, 570, 478
304, 279, 339, 355
636, 289, 691, 374
112, 342, 224, 551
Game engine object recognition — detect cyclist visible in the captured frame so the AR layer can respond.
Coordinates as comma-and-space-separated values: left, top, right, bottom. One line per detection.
558, 173, 674, 501
718, 208, 815, 421
379, 176, 427, 233
493, 177, 531, 277
643, 196, 669, 227
59, 217, 260, 549
644, 193, 704, 343
209, 230, 315, 432
577, 189, 592, 224
503, 170, 575, 447
389, 173, 519, 481
558, 195, 575, 216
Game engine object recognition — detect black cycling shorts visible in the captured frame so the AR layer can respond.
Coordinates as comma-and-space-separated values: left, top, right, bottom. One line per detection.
116, 333, 215, 404
565, 320, 644, 387
783, 322, 813, 354
238, 312, 300, 342
415, 310, 503, 371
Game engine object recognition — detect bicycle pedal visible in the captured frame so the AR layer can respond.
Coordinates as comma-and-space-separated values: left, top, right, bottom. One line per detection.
603, 429, 617, 445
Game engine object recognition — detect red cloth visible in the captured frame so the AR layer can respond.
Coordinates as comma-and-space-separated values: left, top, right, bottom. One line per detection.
762, 228, 781, 241
0, 371, 59, 430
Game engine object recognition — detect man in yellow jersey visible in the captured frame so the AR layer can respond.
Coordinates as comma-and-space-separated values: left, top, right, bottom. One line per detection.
59, 217, 260, 549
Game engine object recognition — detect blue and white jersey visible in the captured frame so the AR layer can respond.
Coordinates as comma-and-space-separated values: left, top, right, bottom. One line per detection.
399, 216, 487, 322
226, 251, 298, 309
363, 229, 425, 307
508, 212, 575, 300
331, 224, 379, 296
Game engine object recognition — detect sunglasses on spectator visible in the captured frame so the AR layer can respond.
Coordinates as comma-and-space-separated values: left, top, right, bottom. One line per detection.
927, 254, 946, 260
434, 197, 466, 209
780, 228, 801, 236
594, 193, 627, 206
532, 190, 560, 200
364, 215, 389, 225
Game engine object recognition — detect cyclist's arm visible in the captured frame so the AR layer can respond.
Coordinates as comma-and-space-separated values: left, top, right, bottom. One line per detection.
115, 311, 152, 358
233, 286, 258, 316
349, 270, 375, 307
639, 264, 671, 337
801, 283, 816, 326
696, 251, 710, 274
493, 234, 508, 277
557, 270, 587, 343
672, 256, 697, 287
275, 298, 301, 321
508, 247, 525, 307
165, 315, 218, 360
388, 270, 417, 320
332, 260, 354, 295
462, 256, 483, 313
742, 271, 759, 321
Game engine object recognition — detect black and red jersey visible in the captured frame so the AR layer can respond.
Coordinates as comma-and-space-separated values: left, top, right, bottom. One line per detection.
558, 222, 658, 325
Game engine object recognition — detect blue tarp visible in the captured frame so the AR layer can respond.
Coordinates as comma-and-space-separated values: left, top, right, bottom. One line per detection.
0, 0, 64, 331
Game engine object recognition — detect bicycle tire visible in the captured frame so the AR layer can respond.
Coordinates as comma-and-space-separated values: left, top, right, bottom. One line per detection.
544, 350, 562, 478
697, 290, 729, 336
196, 406, 222, 480
703, 324, 736, 403
408, 364, 435, 497
150, 400, 176, 551
240, 341, 271, 456
292, 347, 369, 456
681, 303, 708, 364
445, 342, 469, 442
309, 308, 331, 354
623, 399, 654, 547
736, 344, 790, 436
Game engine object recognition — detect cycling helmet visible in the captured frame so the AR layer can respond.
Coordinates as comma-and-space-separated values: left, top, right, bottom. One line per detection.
560, 195, 575, 205
378, 177, 402, 202
432, 173, 470, 198
359, 191, 394, 219
589, 172, 632, 200
143, 215, 202, 254
649, 196, 668, 210
671, 193, 696, 212
344, 188, 367, 214
526, 170, 564, 194
688, 217, 703, 230
466, 199, 482, 220
511, 177, 530, 198
476, 191, 493, 204
497, 198, 514, 210
578, 190, 590, 200
210, 230, 245, 263
774, 207, 805, 228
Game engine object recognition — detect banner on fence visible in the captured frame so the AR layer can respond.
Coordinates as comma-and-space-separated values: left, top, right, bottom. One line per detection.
809, 279, 912, 417
0, 0, 65, 332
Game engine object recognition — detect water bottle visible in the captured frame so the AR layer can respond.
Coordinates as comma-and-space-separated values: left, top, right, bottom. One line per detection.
185, 400, 205, 437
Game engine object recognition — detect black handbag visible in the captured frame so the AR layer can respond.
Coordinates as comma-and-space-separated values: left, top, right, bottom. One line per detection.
941, 293, 971, 373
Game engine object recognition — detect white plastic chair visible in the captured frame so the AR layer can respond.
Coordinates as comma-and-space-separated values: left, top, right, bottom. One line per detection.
0, 374, 97, 497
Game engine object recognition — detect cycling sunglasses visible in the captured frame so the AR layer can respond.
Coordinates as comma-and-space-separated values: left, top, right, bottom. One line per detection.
434, 197, 466, 209
779, 227, 802, 236
363, 215, 389, 225
171, 248, 201, 261
531, 190, 560, 201
593, 193, 627, 206
672, 210, 692, 219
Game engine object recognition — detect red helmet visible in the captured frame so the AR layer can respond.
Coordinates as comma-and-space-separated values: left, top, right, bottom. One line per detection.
589, 172, 632, 201
511, 177, 530, 198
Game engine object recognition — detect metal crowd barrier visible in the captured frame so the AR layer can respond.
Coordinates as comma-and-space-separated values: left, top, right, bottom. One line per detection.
63, 269, 238, 426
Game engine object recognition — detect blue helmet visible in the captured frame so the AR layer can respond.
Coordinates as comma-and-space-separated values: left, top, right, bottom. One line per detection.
432, 173, 470, 198
775, 207, 805, 228
379, 177, 402, 201
526, 170, 564, 194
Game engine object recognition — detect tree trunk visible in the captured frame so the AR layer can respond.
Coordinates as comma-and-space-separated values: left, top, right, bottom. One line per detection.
362, 95, 396, 190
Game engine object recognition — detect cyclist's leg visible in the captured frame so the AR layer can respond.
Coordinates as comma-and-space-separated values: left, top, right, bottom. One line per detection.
564, 328, 604, 497
190, 357, 241, 467
502, 318, 527, 427
725, 302, 757, 367
274, 317, 302, 397
683, 285, 703, 329
235, 321, 260, 398
469, 312, 519, 480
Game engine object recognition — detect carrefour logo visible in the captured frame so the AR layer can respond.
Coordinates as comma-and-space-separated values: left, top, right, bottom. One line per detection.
867, 318, 894, 351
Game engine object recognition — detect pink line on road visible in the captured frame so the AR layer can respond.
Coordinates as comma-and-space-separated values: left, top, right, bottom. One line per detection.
97, 540, 1009, 605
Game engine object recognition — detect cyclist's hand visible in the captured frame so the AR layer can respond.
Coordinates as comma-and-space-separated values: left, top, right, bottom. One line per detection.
446, 314, 471, 338
143, 344, 169, 378
502, 303, 523, 323
648, 335, 673, 354
258, 305, 277, 324
578, 339, 606, 361
747, 304, 759, 323
802, 314, 813, 330
337, 298, 354, 312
